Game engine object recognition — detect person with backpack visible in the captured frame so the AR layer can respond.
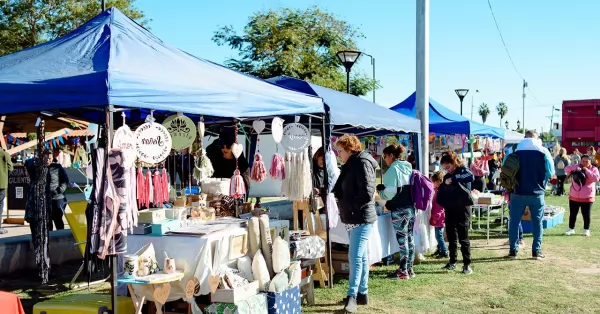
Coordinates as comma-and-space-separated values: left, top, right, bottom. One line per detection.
564, 154, 600, 236
554, 148, 570, 196
438, 151, 474, 274
503, 131, 554, 260
377, 144, 417, 280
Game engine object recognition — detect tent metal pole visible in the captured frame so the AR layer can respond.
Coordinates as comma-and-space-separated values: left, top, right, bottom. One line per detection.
320, 109, 333, 288
106, 105, 118, 314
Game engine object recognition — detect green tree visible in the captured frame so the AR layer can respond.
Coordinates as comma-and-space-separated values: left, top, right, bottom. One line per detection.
479, 103, 491, 124
496, 102, 508, 127
0, 0, 148, 57
212, 6, 378, 96
540, 131, 556, 142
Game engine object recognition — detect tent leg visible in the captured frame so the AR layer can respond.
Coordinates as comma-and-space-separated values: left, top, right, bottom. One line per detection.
320, 110, 333, 288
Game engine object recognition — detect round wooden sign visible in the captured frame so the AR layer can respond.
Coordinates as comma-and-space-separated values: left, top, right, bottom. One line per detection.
281, 123, 310, 153
134, 122, 172, 163
162, 114, 197, 151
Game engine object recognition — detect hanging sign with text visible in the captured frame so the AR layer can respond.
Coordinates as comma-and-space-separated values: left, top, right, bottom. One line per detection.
281, 123, 310, 153
134, 122, 173, 164
8, 165, 29, 210
162, 114, 197, 151
113, 125, 136, 163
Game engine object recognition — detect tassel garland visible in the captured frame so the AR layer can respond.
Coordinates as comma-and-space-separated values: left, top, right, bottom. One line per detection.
270, 144, 285, 180
230, 169, 246, 198
251, 153, 267, 182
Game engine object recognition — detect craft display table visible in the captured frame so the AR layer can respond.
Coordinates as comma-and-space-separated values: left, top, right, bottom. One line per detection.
118, 272, 185, 314
470, 202, 506, 243
327, 212, 399, 265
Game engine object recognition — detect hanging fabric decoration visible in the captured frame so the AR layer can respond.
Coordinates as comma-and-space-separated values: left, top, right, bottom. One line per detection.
230, 125, 246, 199
270, 117, 285, 180
250, 120, 267, 183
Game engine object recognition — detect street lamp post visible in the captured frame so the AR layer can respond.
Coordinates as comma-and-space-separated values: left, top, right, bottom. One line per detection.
455, 89, 469, 116
336, 51, 362, 94
470, 89, 479, 120
361, 53, 376, 103
505, 120, 509, 129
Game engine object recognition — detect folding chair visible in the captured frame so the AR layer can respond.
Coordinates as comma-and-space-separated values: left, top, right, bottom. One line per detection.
65, 200, 108, 289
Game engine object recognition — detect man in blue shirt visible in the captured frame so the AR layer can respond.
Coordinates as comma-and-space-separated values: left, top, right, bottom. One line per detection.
506, 131, 555, 259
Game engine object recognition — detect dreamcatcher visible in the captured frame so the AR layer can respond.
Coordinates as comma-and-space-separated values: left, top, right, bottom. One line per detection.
269, 117, 285, 180
250, 120, 267, 183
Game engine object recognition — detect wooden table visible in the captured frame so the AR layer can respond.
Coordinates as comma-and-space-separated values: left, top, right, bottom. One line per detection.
118, 271, 185, 314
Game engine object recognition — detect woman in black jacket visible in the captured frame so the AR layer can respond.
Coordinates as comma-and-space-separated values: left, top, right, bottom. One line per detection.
439, 151, 474, 275
332, 134, 377, 314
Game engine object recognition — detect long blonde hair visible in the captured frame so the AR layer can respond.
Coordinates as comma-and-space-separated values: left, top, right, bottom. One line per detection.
559, 147, 568, 159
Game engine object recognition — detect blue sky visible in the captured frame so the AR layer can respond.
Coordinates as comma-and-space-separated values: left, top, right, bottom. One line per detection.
136, 0, 600, 133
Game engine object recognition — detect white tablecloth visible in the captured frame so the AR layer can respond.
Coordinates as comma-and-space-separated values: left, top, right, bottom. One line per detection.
326, 213, 399, 265
127, 225, 246, 302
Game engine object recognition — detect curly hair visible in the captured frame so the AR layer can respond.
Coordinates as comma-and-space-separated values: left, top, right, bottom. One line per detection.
335, 134, 362, 154
430, 170, 445, 183
439, 150, 464, 167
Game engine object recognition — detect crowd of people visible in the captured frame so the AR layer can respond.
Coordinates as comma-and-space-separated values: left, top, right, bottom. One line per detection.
328, 132, 598, 313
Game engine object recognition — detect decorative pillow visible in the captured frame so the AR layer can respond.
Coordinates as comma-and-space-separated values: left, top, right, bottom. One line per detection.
258, 214, 274, 277
267, 271, 289, 293
237, 256, 254, 281
285, 261, 301, 288
252, 250, 270, 291
225, 272, 249, 289
271, 236, 290, 274
247, 216, 261, 259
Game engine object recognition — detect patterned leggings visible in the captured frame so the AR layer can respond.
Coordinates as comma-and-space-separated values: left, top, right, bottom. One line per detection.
391, 207, 415, 273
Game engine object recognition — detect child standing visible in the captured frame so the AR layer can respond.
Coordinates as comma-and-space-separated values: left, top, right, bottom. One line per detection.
430, 171, 448, 258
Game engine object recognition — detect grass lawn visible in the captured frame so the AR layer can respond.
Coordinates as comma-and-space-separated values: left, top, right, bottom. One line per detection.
303, 193, 600, 314
3, 193, 599, 314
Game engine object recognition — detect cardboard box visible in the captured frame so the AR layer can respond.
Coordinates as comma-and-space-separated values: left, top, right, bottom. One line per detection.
332, 260, 350, 275
522, 206, 531, 221
211, 281, 259, 304
331, 250, 348, 262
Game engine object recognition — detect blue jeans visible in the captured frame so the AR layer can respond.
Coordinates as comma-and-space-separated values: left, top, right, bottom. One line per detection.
434, 227, 448, 254
518, 223, 524, 240
509, 194, 545, 253
347, 223, 373, 297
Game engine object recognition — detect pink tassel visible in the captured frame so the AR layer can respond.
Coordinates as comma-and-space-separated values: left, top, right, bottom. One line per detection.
251, 153, 267, 183
270, 153, 285, 180
230, 169, 246, 199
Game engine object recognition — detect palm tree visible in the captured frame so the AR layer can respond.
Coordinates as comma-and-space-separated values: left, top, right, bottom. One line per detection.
478, 103, 491, 124
496, 102, 508, 127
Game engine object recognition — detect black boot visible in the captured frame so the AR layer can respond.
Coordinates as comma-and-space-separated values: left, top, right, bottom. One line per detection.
344, 296, 358, 313
357, 292, 369, 305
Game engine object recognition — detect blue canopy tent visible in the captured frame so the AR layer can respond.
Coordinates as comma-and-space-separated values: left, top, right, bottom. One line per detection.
267, 75, 421, 135
390, 92, 505, 138
0, 8, 324, 119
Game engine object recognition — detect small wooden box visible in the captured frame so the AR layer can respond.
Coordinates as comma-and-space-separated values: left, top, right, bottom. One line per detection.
211, 281, 260, 304
138, 208, 166, 224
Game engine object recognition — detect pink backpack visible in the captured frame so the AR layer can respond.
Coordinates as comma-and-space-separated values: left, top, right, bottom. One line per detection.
410, 170, 434, 211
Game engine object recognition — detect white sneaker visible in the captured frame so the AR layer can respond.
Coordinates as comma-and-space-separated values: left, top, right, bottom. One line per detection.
564, 229, 575, 236
584, 230, 590, 237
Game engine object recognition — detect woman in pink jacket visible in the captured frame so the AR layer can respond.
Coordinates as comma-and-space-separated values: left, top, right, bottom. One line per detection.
564, 154, 600, 237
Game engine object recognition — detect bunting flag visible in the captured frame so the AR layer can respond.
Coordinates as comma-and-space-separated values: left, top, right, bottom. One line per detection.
45, 143, 49, 149
58, 136, 64, 144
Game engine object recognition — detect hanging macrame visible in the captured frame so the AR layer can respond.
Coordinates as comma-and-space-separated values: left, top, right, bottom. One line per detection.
250, 120, 267, 182
193, 118, 214, 181
270, 117, 285, 180
230, 124, 246, 199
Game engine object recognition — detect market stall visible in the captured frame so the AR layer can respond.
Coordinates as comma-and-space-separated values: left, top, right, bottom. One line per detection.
0, 8, 329, 314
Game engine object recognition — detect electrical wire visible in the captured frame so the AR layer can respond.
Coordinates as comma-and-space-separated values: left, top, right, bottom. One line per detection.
487, 0, 544, 107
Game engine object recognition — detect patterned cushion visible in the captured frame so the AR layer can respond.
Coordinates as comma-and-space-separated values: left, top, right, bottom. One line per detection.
285, 261, 301, 289
247, 217, 261, 259
258, 214, 274, 277
252, 250, 270, 291
267, 271, 289, 293
237, 256, 254, 281
271, 236, 290, 274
